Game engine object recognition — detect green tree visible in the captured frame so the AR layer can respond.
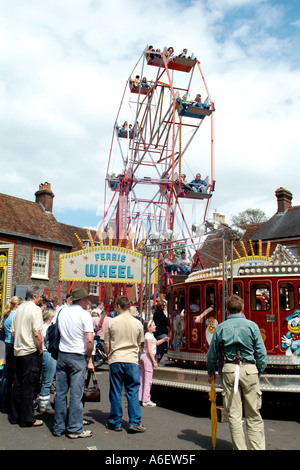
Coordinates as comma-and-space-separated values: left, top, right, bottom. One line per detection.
231, 208, 267, 225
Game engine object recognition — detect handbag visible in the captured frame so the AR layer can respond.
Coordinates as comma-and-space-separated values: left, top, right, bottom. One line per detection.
82, 370, 101, 403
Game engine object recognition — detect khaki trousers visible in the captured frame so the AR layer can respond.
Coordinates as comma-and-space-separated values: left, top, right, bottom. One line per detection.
222, 363, 265, 450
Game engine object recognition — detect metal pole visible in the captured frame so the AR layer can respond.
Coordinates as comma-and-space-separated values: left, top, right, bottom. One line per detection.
148, 250, 152, 317
140, 251, 144, 317
222, 238, 226, 322
230, 239, 233, 296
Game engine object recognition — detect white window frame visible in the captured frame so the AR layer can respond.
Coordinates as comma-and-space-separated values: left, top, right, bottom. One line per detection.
31, 247, 50, 280
89, 282, 99, 295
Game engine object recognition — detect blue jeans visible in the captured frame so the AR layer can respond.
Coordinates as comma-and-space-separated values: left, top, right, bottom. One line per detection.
165, 265, 180, 273
192, 184, 207, 193
53, 352, 87, 435
178, 265, 191, 274
108, 362, 141, 426
40, 350, 56, 397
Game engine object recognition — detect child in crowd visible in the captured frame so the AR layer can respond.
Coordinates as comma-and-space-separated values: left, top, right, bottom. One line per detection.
139, 319, 169, 407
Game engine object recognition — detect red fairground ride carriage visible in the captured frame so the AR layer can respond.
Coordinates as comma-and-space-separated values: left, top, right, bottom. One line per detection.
153, 243, 300, 394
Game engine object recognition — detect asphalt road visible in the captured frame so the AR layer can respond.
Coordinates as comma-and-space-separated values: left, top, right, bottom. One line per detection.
0, 362, 299, 456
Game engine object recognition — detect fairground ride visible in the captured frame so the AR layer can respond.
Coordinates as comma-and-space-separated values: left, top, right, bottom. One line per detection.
94, 45, 215, 300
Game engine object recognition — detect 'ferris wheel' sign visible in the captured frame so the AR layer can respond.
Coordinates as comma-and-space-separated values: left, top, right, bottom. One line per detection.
59, 246, 158, 285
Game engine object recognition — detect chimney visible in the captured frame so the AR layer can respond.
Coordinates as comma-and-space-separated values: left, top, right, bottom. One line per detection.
213, 212, 226, 225
35, 182, 55, 213
275, 187, 292, 213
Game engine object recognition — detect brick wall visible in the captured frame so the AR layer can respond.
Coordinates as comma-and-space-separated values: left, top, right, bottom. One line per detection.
2, 237, 69, 302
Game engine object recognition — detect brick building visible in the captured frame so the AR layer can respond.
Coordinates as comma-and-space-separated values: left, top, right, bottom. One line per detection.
0, 183, 97, 312
195, 187, 300, 270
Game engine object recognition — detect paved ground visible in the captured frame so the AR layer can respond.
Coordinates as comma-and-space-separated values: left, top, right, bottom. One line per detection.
0, 363, 299, 455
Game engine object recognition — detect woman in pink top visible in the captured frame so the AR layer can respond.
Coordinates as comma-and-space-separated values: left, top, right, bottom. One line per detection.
139, 319, 169, 407
94, 311, 110, 338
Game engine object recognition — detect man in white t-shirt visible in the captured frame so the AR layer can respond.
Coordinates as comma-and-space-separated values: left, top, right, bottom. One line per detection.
53, 287, 94, 439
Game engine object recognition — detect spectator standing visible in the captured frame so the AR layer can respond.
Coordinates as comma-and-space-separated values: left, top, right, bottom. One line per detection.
92, 301, 104, 317
104, 296, 145, 433
109, 303, 119, 318
52, 287, 94, 439
65, 292, 73, 306
9, 286, 44, 427
0, 296, 23, 413
139, 319, 169, 407
206, 295, 267, 450
153, 300, 169, 363
94, 310, 110, 337
38, 308, 56, 414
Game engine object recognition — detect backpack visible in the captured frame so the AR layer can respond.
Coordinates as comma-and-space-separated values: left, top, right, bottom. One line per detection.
46, 311, 61, 360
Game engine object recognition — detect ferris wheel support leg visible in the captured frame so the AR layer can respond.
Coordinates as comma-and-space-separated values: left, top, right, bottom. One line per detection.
93, 182, 120, 242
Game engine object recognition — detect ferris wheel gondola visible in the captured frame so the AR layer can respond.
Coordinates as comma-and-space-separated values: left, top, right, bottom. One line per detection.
99, 45, 215, 258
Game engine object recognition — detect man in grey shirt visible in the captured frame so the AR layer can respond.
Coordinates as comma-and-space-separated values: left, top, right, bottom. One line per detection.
207, 295, 267, 450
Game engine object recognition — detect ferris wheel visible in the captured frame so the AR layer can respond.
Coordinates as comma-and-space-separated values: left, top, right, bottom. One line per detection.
98, 45, 215, 259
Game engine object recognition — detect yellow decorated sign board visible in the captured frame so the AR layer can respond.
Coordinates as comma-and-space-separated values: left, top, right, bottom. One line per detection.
60, 246, 158, 284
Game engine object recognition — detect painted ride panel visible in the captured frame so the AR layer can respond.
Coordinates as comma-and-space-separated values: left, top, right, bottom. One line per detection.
153, 247, 300, 393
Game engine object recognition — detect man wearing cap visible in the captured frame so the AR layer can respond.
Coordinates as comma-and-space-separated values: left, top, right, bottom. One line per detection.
52, 287, 94, 439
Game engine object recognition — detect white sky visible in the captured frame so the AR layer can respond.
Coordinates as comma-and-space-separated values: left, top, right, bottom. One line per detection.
1, 0, 299, 230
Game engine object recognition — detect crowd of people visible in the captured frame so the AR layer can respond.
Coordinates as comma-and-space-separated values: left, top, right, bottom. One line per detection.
0, 286, 171, 438
0, 285, 267, 449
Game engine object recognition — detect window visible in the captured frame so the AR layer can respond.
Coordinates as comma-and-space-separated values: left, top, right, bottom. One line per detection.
233, 284, 243, 298
31, 248, 50, 279
174, 288, 185, 314
279, 283, 295, 311
250, 283, 270, 311
83, 240, 101, 249
205, 285, 215, 311
189, 286, 201, 313
89, 282, 99, 295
